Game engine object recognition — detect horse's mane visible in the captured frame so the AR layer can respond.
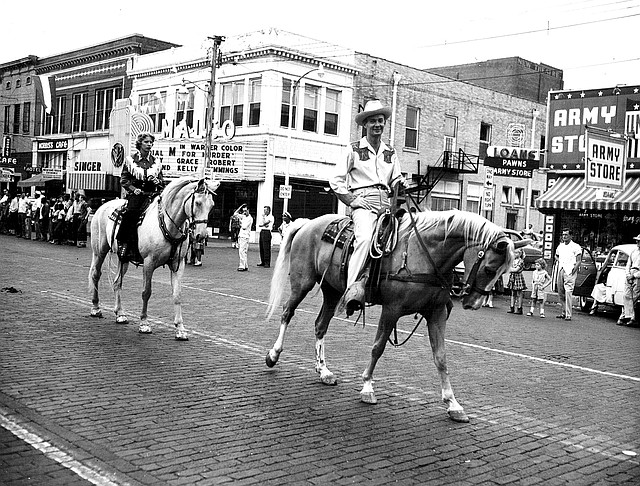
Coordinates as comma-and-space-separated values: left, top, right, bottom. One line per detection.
160, 177, 217, 201
403, 209, 505, 248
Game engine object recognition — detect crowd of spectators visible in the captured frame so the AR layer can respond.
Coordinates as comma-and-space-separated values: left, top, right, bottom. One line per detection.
0, 189, 91, 247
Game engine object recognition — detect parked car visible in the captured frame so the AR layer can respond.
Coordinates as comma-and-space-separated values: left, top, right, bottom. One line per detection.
573, 244, 636, 313
451, 227, 543, 297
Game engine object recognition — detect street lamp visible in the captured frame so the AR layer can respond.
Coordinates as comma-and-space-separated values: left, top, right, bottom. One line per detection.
283, 64, 324, 214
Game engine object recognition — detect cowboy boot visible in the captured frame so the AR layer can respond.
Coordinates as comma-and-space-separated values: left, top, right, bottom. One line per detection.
507, 306, 515, 314
335, 277, 367, 317
516, 307, 523, 315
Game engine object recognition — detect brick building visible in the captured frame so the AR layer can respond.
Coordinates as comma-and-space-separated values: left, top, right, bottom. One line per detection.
0, 35, 178, 198
349, 54, 553, 232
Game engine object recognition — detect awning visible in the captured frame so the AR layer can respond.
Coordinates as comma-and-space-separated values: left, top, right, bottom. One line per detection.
536, 176, 640, 212
67, 172, 119, 191
16, 173, 55, 187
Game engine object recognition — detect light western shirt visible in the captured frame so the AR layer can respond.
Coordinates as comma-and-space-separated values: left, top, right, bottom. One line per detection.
239, 214, 253, 239
330, 137, 404, 206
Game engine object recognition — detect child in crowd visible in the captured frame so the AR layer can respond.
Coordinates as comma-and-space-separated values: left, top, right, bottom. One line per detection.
506, 248, 527, 314
527, 258, 552, 318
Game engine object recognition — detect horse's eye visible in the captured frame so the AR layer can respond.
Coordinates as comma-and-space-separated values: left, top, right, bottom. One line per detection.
484, 268, 496, 277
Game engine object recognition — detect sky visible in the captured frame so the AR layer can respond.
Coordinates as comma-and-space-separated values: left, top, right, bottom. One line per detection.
2, 0, 639, 91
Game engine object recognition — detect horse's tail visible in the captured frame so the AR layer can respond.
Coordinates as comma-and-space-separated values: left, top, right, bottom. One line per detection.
266, 218, 310, 321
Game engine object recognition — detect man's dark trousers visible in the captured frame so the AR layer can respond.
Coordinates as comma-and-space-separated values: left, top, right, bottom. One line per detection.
259, 229, 272, 267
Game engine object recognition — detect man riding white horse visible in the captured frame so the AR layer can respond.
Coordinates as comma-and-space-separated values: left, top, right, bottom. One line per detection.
117, 132, 165, 262
330, 100, 409, 316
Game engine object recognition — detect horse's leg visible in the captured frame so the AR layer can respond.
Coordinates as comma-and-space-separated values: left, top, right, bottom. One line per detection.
360, 306, 400, 404
315, 286, 341, 385
170, 263, 188, 341
426, 305, 469, 423
266, 277, 315, 368
113, 261, 129, 324
89, 251, 106, 318
138, 260, 155, 334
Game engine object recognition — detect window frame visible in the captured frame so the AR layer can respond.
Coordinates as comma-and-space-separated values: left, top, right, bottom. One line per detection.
302, 84, 320, 133
72, 92, 88, 132
12, 103, 20, 134
94, 87, 122, 131
139, 91, 166, 133
405, 106, 419, 150
280, 78, 297, 129
248, 78, 261, 127
324, 88, 340, 136
22, 102, 30, 134
219, 81, 244, 128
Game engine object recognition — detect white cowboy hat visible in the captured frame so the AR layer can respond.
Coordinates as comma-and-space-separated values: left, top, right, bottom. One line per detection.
355, 100, 392, 126
633, 234, 640, 241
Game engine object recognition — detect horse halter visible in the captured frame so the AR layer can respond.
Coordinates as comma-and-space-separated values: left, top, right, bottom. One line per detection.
185, 185, 216, 227
461, 249, 489, 297
461, 236, 507, 297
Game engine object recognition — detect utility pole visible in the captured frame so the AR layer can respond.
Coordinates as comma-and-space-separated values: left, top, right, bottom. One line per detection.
202, 35, 225, 179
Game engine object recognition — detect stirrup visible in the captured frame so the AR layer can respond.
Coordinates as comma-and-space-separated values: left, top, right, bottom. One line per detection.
335, 280, 366, 317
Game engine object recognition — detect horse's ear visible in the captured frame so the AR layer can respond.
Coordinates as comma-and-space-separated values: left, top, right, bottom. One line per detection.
495, 240, 509, 253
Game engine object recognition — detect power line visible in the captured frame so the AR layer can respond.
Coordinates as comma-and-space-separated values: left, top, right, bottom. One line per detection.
417, 12, 640, 48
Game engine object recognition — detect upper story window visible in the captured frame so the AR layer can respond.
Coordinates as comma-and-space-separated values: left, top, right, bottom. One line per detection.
72, 93, 88, 132
3, 106, 9, 134
514, 187, 524, 206
248, 78, 261, 126
324, 89, 340, 136
5, 81, 10, 90
466, 182, 483, 214
480, 122, 492, 157
139, 92, 166, 132
44, 96, 66, 135
501, 186, 512, 205
280, 79, 296, 128
95, 87, 122, 130
16, 79, 21, 88
22, 102, 30, 134
26, 77, 31, 85
176, 87, 195, 127
303, 85, 320, 132
431, 180, 461, 211
220, 81, 244, 127
12, 104, 20, 134
405, 106, 419, 149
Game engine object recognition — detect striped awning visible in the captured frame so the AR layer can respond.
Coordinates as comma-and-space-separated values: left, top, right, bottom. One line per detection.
66, 172, 119, 191
536, 176, 640, 211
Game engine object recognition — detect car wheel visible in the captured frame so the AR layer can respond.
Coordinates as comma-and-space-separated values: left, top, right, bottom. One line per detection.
579, 296, 593, 312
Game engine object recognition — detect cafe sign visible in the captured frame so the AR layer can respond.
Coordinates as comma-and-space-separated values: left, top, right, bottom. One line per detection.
37, 139, 69, 152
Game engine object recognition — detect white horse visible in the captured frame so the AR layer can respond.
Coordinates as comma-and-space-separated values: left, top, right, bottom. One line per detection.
88, 177, 220, 340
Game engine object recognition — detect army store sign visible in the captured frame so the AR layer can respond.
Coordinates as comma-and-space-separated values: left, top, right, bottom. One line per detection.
152, 140, 245, 180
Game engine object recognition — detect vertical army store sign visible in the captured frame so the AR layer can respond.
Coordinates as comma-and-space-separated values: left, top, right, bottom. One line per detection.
584, 128, 626, 192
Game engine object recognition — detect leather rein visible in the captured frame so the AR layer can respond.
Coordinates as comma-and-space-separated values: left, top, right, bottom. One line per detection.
157, 184, 216, 270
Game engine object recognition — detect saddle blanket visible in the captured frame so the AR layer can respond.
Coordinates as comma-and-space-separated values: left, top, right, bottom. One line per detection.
321, 217, 354, 249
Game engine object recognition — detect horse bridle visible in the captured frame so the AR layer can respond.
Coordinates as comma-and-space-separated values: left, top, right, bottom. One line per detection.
158, 183, 216, 245
461, 233, 508, 297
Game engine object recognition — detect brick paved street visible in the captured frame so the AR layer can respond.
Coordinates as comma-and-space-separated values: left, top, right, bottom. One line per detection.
1, 233, 639, 485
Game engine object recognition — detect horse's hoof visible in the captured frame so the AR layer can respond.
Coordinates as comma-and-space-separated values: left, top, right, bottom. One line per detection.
90, 310, 103, 318
320, 373, 338, 386
175, 332, 189, 341
265, 353, 278, 368
448, 410, 470, 423
360, 392, 377, 404
116, 316, 128, 324
138, 324, 152, 334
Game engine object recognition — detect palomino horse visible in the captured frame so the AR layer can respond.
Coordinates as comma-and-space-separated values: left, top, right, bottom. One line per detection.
88, 177, 220, 340
266, 210, 526, 422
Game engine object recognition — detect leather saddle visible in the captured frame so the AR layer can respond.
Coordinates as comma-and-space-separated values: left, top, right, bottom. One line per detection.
321, 217, 356, 287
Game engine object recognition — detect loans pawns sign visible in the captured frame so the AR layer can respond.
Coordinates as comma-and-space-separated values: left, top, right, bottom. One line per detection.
584, 128, 626, 191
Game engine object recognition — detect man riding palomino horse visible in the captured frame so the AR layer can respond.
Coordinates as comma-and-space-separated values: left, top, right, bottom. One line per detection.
330, 100, 409, 317
117, 132, 165, 262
